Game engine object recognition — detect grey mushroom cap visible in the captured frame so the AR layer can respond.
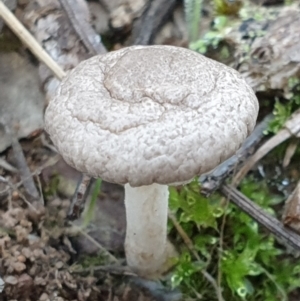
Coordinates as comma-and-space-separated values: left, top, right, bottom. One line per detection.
45, 45, 259, 187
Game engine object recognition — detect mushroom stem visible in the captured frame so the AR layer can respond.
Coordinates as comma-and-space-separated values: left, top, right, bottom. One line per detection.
124, 183, 169, 277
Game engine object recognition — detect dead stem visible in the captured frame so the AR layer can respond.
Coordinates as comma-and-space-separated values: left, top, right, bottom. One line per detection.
232, 109, 300, 186
67, 174, 94, 220
168, 210, 225, 301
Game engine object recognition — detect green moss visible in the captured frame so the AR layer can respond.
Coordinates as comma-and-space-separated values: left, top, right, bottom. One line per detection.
168, 176, 300, 300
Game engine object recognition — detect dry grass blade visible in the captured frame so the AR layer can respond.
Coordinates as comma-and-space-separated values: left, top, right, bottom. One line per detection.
0, 0, 66, 80
168, 210, 225, 301
232, 110, 300, 186
232, 129, 291, 186
282, 139, 299, 168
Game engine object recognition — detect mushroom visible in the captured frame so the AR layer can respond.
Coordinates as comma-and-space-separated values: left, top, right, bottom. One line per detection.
44, 45, 259, 277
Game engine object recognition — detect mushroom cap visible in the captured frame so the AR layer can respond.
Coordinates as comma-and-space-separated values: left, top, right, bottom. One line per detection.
45, 45, 259, 187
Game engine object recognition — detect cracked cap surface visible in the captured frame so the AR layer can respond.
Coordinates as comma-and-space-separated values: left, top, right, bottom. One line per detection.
45, 45, 259, 186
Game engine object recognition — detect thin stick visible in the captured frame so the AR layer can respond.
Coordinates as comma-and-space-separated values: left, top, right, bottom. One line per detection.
0, 0, 66, 80
221, 185, 300, 251
199, 114, 273, 194
67, 174, 94, 220
168, 210, 199, 259
0, 158, 18, 173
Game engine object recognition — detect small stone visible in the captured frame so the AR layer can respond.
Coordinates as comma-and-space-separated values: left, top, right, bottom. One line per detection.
12, 190, 19, 200
13, 261, 26, 272
33, 248, 45, 258
17, 255, 26, 263
4, 275, 18, 285
55, 261, 64, 269
17, 273, 33, 288
39, 293, 49, 301
34, 276, 46, 286
21, 247, 32, 258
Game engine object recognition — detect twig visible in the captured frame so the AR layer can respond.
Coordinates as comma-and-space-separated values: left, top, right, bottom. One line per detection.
41, 133, 58, 154
10, 135, 39, 200
69, 221, 119, 264
12, 154, 60, 195
18, 190, 39, 212
0, 176, 38, 212
168, 210, 225, 301
58, 0, 107, 55
0, 155, 60, 197
131, 0, 177, 45
0, 0, 66, 80
67, 174, 95, 220
232, 109, 300, 186
17, 155, 60, 188
1, 121, 39, 200
221, 185, 300, 251
0, 157, 18, 173
200, 114, 273, 194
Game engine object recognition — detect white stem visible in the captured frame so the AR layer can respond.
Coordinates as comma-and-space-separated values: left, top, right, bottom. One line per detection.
124, 183, 169, 277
